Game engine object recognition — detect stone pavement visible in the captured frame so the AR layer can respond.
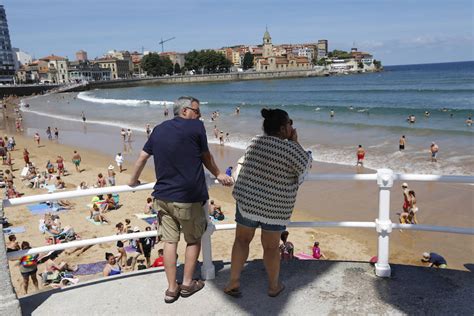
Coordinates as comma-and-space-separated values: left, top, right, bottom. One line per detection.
20, 260, 474, 315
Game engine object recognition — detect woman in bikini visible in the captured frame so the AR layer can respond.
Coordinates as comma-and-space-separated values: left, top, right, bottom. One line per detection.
103, 252, 121, 276
407, 190, 419, 224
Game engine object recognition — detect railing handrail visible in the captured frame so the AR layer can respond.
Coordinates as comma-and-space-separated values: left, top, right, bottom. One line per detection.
5, 173, 474, 208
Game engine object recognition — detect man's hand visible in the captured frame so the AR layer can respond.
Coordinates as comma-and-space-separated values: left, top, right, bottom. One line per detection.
128, 179, 141, 187
216, 173, 234, 186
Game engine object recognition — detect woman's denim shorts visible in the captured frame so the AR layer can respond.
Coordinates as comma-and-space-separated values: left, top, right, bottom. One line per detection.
235, 204, 286, 232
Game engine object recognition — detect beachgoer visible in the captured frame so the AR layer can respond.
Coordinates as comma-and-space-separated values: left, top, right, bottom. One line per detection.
407, 190, 419, 224
115, 153, 124, 173
219, 131, 224, 145
54, 128, 59, 139
465, 117, 472, 127
103, 252, 121, 276
399, 135, 406, 151
128, 227, 144, 270
213, 126, 218, 139
19, 241, 39, 294
56, 155, 65, 176
225, 166, 233, 177
312, 241, 327, 259
164, 107, 169, 117
6, 234, 20, 252
96, 173, 106, 188
279, 231, 294, 261
408, 114, 416, 123
44, 252, 76, 273
144, 197, 154, 214
115, 222, 127, 267
102, 194, 117, 212
430, 142, 439, 162
120, 129, 126, 141
72, 150, 81, 172
107, 165, 116, 186
46, 160, 55, 174
128, 96, 233, 303
146, 124, 151, 138
399, 183, 411, 224
127, 129, 132, 142
124, 218, 132, 233
235, 106, 240, 115
55, 176, 65, 189
23, 148, 30, 166
81, 111, 86, 123
78, 181, 88, 190
152, 249, 165, 267
225, 108, 312, 298
139, 226, 155, 268
421, 252, 447, 268
34, 132, 40, 146
225, 132, 230, 142
356, 145, 365, 166
90, 203, 108, 223
330, 109, 334, 118
424, 111, 430, 117
46, 127, 52, 140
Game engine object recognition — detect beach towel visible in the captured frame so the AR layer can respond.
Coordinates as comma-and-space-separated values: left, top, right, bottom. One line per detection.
294, 252, 317, 260
85, 216, 108, 225
43, 184, 57, 193
134, 213, 157, 219
75, 261, 107, 275
20, 167, 29, 177
3, 226, 26, 235
142, 217, 156, 225
27, 203, 65, 215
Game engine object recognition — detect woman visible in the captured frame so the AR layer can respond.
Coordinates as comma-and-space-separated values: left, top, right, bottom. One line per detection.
115, 222, 127, 267
19, 241, 39, 294
96, 173, 106, 188
90, 203, 108, 223
6, 234, 20, 252
407, 190, 419, 224
102, 194, 116, 212
279, 231, 294, 261
56, 156, 65, 176
103, 252, 121, 276
224, 108, 312, 298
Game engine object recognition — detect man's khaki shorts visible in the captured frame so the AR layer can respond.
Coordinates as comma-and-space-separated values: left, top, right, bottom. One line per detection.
153, 199, 207, 244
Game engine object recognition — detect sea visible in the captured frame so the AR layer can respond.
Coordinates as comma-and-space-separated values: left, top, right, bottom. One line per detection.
22, 61, 474, 175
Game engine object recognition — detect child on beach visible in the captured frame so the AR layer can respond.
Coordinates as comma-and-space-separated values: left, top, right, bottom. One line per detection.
356, 145, 365, 166
279, 231, 294, 261
312, 242, 327, 260
34, 133, 40, 146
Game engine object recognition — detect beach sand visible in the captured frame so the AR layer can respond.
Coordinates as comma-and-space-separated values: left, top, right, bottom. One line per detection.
2, 97, 473, 297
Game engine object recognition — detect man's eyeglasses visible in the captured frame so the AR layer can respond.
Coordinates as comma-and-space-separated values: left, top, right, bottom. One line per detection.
185, 107, 201, 115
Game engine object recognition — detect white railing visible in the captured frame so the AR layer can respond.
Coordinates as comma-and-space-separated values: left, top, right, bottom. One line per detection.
4, 169, 474, 280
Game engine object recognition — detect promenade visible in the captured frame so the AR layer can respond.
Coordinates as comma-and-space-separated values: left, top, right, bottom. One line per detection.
20, 260, 474, 315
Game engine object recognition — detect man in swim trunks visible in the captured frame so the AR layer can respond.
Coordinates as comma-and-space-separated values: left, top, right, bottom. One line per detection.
356, 145, 365, 166
399, 135, 406, 151
72, 150, 82, 172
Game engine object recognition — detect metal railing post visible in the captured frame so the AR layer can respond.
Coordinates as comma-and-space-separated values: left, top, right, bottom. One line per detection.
375, 168, 394, 277
200, 202, 216, 280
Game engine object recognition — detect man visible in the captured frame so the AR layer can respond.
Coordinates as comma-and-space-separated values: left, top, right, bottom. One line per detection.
422, 252, 447, 268
399, 135, 406, 151
72, 150, 82, 173
356, 145, 365, 166
128, 96, 233, 303
115, 153, 124, 173
430, 142, 439, 162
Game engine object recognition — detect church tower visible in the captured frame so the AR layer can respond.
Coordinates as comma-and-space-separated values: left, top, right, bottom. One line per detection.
262, 27, 273, 58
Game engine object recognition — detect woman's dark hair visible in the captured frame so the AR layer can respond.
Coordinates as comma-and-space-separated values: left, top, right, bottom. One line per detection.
105, 252, 114, 260
409, 190, 416, 197
261, 108, 289, 136
280, 230, 289, 242
8, 235, 16, 241
21, 241, 31, 250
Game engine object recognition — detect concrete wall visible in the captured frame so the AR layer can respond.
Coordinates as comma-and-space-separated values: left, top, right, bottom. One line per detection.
87, 69, 328, 90
0, 84, 59, 98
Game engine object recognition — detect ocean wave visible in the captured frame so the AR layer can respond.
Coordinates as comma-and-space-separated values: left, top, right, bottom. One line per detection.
77, 92, 174, 107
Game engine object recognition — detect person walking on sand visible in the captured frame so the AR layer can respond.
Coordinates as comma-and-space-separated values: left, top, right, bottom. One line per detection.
399, 183, 410, 224
128, 96, 233, 303
54, 128, 59, 140
356, 145, 365, 166
72, 150, 82, 172
46, 126, 52, 140
120, 129, 126, 142
430, 142, 439, 162
219, 131, 224, 145
145, 124, 152, 138
107, 165, 116, 186
399, 135, 406, 151
407, 190, 419, 224
115, 153, 124, 173
224, 108, 312, 298
34, 132, 40, 146
127, 129, 132, 142
213, 125, 218, 139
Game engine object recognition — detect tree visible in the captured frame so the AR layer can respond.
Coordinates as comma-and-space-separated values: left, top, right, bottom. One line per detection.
242, 52, 254, 70
316, 58, 327, 66
141, 53, 173, 76
184, 50, 232, 74
174, 63, 181, 74
374, 60, 382, 69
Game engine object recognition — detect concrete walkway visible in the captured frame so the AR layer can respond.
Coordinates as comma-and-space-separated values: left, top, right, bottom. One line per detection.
20, 260, 474, 315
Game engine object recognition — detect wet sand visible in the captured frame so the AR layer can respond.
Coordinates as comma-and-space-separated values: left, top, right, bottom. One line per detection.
2, 96, 473, 298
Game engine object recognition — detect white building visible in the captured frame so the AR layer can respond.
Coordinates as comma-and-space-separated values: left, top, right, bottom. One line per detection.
13, 48, 33, 68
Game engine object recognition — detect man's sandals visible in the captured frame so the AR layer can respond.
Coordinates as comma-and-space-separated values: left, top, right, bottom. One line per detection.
180, 280, 205, 298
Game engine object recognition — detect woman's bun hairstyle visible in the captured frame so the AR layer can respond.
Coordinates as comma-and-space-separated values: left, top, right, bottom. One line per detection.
261, 108, 271, 119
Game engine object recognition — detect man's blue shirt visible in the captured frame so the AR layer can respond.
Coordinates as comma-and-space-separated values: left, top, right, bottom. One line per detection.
143, 116, 209, 203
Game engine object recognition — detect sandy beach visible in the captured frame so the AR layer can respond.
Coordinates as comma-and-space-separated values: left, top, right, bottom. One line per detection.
2, 96, 473, 298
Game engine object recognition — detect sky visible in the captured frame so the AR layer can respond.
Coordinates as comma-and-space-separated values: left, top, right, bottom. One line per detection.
3, 0, 473, 65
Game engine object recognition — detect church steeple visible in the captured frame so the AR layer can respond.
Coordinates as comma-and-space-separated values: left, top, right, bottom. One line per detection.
262, 27, 273, 58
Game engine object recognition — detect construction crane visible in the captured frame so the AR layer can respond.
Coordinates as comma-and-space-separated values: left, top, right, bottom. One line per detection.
159, 37, 176, 53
